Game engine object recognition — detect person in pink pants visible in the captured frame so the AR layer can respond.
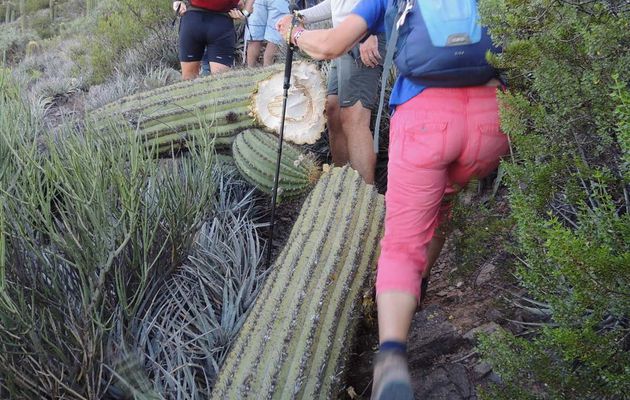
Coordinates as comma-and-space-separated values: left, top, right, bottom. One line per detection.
278, 1, 509, 398
378, 87, 508, 301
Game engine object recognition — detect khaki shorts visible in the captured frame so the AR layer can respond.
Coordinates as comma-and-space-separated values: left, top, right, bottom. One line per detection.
327, 34, 386, 110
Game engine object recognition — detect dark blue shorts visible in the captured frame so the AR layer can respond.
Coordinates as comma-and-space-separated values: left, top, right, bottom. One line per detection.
178, 10, 236, 66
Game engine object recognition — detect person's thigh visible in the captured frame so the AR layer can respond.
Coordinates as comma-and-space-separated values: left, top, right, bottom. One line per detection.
336, 47, 384, 111
205, 14, 236, 67
178, 11, 206, 62
377, 106, 451, 300
449, 87, 509, 187
326, 60, 339, 97
264, 0, 289, 44
247, 0, 269, 41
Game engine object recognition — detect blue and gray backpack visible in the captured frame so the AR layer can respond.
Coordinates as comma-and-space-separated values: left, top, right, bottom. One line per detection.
374, 0, 501, 152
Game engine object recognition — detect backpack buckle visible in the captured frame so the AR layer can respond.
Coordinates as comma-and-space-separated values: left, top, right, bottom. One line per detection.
396, 0, 415, 29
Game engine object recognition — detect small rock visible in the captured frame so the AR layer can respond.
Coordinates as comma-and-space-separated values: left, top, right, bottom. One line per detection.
412, 364, 472, 400
463, 322, 501, 342
484, 308, 503, 322
473, 362, 493, 380
437, 290, 449, 297
408, 305, 467, 368
475, 263, 496, 286
488, 371, 503, 384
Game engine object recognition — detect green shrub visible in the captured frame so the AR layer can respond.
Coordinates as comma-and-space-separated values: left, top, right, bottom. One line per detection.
88, 0, 171, 83
0, 72, 219, 397
0, 23, 39, 64
477, 1, 630, 398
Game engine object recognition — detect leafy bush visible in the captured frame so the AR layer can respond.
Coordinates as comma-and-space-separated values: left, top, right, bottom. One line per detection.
477, 1, 630, 398
0, 23, 39, 64
88, 0, 172, 83
0, 70, 226, 397
118, 22, 179, 75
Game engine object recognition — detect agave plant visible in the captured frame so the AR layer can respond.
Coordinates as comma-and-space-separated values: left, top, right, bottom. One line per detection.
129, 188, 267, 397
0, 71, 219, 398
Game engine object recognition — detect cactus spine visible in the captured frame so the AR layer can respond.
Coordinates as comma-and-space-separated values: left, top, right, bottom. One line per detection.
232, 129, 320, 201
211, 166, 385, 399
92, 63, 326, 154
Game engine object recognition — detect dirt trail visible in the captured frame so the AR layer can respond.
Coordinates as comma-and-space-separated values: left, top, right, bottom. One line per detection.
342, 192, 521, 400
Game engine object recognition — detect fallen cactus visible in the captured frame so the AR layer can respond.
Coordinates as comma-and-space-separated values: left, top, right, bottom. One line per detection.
211, 166, 385, 400
91, 63, 326, 153
232, 129, 320, 201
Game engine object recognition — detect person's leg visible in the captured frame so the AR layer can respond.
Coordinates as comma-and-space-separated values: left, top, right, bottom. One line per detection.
339, 103, 376, 183
206, 14, 236, 74
372, 88, 474, 400
178, 11, 205, 80
262, 42, 279, 66
246, 41, 263, 67
326, 95, 348, 166
261, 0, 288, 66
325, 61, 349, 166
423, 197, 453, 279
336, 36, 386, 184
181, 62, 202, 80
246, 0, 268, 67
209, 62, 231, 74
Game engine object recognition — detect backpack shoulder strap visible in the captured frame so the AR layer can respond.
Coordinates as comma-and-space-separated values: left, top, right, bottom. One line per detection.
373, 0, 414, 154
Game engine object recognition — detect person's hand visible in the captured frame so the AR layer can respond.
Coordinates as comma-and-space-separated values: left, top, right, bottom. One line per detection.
275, 14, 293, 35
173, 1, 187, 15
359, 35, 381, 67
228, 8, 245, 20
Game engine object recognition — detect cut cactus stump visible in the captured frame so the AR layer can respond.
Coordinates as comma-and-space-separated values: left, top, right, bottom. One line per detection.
91, 63, 326, 154
211, 166, 385, 400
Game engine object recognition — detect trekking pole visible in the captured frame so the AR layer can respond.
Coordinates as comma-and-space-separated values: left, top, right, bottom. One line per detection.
171, 2, 181, 27
265, 3, 299, 269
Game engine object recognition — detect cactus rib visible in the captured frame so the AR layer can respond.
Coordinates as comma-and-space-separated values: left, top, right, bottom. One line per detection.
232, 129, 320, 201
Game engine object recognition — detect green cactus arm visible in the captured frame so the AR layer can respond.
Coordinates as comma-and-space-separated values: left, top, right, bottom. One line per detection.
92, 63, 326, 155
211, 171, 332, 399
211, 167, 385, 399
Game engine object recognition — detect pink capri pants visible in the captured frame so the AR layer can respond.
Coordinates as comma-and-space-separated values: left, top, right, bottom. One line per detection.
376, 86, 509, 301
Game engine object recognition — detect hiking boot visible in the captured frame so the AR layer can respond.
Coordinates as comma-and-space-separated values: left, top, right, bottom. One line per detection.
371, 350, 414, 400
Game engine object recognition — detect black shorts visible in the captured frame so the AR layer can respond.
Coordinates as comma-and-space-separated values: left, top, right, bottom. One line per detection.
178, 10, 236, 66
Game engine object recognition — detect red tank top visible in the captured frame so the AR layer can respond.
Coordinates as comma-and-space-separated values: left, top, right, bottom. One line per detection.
190, 0, 240, 13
